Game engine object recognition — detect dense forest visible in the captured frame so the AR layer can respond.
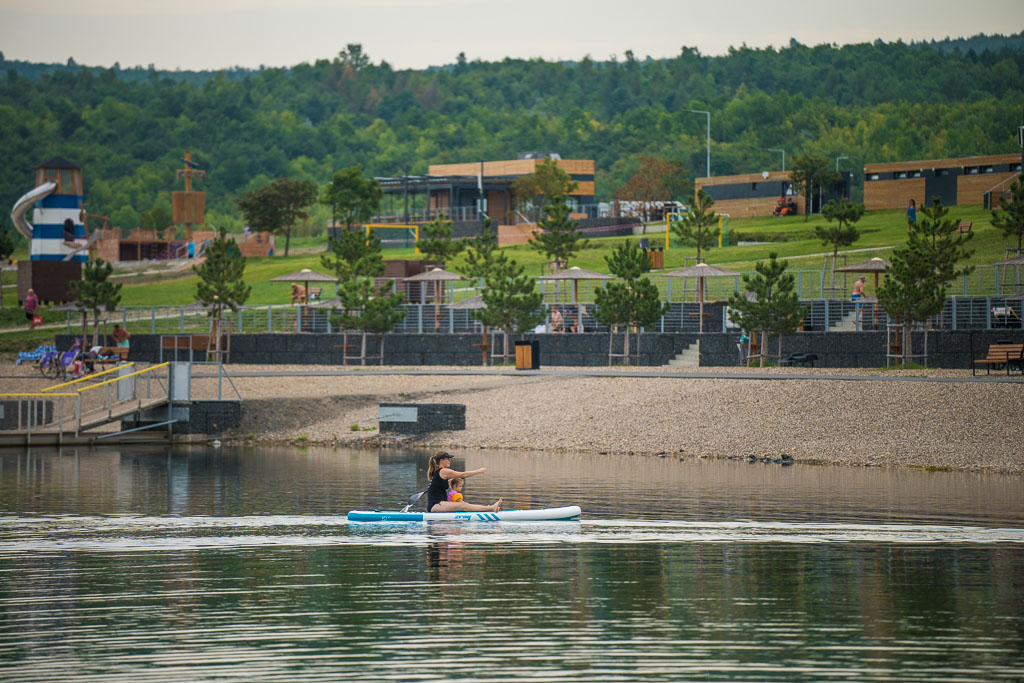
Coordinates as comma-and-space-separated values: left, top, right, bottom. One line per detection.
1, 33, 1022, 239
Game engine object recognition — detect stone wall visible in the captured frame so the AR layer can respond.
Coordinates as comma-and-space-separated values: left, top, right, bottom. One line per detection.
58, 329, 1023, 369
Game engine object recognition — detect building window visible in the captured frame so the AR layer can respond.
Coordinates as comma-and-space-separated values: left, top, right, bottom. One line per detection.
751, 182, 757, 191
936, 169, 950, 176
966, 167, 979, 174
868, 173, 880, 181
910, 170, 922, 178
896, 171, 908, 179
982, 165, 994, 173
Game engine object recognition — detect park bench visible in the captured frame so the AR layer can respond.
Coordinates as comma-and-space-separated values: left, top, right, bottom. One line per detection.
308, 287, 322, 301
93, 346, 129, 366
958, 221, 973, 234
972, 343, 1024, 376
779, 353, 818, 367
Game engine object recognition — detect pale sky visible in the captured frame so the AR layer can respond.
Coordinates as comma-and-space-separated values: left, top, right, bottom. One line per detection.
1, 0, 1022, 71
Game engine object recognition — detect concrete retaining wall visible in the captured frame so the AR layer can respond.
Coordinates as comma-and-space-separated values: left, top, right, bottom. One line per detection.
58, 329, 1023, 369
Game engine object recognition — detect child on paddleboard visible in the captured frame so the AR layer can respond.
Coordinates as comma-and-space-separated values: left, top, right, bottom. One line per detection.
447, 478, 465, 503
426, 451, 501, 513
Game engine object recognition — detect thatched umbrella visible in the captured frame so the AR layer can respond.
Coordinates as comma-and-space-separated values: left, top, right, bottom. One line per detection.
269, 268, 336, 304
537, 266, 612, 332
403, 267, 463, 332
836, 257, 891, 329
664, 263, 740, 332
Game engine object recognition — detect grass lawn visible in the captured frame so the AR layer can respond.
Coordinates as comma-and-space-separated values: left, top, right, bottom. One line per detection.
0, 204, 1016, 313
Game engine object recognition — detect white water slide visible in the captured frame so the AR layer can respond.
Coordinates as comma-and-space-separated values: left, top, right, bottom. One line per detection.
10, 181, 56, 241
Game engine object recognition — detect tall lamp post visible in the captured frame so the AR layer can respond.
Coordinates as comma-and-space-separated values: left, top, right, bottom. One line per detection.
835, 155, 855, 172
762, 148, 785, 172
683, 109, 711, 178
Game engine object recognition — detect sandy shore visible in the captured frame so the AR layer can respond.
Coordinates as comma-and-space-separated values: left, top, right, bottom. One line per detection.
4, 363, 1022, 474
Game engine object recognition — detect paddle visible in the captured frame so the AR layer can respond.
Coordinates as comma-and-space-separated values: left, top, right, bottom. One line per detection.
400, 490, 427, 513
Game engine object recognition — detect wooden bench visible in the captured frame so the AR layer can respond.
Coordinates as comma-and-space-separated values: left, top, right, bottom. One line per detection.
972, 343, 1024, 376
958, 221, 973, 234
308, 287, 322, 301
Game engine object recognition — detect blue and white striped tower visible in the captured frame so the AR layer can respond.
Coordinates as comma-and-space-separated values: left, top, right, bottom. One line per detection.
31, 157, 87, 262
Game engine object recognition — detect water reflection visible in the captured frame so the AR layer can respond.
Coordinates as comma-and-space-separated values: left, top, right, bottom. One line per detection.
0, 446, 1022, 682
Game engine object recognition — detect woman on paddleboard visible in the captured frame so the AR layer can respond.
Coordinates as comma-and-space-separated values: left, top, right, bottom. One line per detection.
426, 451, 501, 512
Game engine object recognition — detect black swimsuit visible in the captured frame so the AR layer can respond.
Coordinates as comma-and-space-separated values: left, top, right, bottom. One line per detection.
425, 471, 449, 511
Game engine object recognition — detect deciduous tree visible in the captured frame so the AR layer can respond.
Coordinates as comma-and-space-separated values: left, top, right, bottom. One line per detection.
235, 177, 318, 256
789, 155, 840, 221
613, 156, 690, 222
320, 165, 384, 231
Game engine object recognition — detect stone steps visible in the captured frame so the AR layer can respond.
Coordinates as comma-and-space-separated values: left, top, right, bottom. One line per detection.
666, 340, 699, 367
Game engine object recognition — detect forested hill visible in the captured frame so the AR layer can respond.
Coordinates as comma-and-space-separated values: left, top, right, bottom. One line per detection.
1, 34, 1022, 235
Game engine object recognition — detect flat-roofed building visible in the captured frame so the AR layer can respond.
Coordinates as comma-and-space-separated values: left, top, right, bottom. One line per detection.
863, 153, 1021, 211
695, 170, 851, 218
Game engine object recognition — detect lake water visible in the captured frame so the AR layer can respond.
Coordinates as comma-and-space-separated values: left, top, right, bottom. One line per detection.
1, 446, 1022, 682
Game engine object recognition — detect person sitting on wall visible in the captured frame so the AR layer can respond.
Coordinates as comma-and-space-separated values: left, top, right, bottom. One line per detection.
291, 283, 307, 305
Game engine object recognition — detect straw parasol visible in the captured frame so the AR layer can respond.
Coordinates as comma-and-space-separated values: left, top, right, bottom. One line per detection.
269, 268, 336, 304
537, 266, 612, 332
836, 257, 891, 330
664, 263, 740, 332
402, 267, 463, 332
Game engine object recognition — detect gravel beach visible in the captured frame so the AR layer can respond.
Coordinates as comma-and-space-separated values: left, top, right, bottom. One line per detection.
209, 365, 1023, 474
5, 363, 1022, 474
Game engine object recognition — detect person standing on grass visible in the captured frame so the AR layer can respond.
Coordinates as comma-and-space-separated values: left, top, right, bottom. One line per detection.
906, 199, 917, 229
425, 451, 501, 513
24, 289, 39, 327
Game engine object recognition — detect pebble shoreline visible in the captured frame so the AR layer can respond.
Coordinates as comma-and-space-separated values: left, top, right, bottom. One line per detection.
5, 364, 1022, 474
204, 365, 1024, 475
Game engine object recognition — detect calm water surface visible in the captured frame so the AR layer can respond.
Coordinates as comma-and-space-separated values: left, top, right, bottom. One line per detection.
0, 446, 1022, 682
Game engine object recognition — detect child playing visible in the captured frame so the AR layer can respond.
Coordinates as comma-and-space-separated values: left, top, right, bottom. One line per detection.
447, 478, 465, 504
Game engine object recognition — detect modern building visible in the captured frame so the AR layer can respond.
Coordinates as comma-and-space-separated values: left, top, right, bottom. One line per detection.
863, 153, 1021, 211
695, 170, 851, 218
376, 153, 596, 244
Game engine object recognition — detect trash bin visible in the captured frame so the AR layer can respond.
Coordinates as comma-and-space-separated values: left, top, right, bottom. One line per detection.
514, 340, 540, 370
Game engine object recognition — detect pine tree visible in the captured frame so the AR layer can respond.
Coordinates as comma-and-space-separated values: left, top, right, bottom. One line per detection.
789, 154, 840, 221
193, 229, 251, 361
462, 218, 501, 282
727, 252, 807, 366
878, 197, 973, 365
593, 240, 668, 365
476, 255, 544, 364
417, 213, 466, 265
817, 198, 865, 293
68, 258, 122, 346
991, 174, 1024, 255
670, 188, 718, 262
321, 226, 404, 364
529, 195, 588, 268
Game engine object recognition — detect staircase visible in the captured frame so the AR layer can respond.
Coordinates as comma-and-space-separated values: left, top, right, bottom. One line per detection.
665, 340, 700, 367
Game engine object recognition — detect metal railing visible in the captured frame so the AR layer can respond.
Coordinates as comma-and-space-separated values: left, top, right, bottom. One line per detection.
2, 362, 171, 438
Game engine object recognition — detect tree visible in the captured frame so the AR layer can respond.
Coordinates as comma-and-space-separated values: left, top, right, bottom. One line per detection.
462, 218, 502, 282
877, 198, 973, 365
991, 174, 1024, 254
417, 213, 466, 265
68, 258, 123, 346
789, 155, 841, 221
475, 255, 544, 364
670, 188, 718, 262
529, 195, 588, 268
321, 226, 405, 365
193, 228, 251, 362
593, 240, 669, 365
727, 252, 807, 366
511, 158, 578, 217
321, 165, 384, 231
0, 229, 14, 309
138, 204, 173, 230
817, 198, 865, 293
613, 155, 690, 223
235, 177, 318, 257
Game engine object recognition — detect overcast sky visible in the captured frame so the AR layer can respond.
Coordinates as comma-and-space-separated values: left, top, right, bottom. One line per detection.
1, 0, 1022, 71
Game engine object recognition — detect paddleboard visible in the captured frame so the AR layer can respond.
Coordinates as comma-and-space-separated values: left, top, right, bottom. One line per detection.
347, 505, 581, 522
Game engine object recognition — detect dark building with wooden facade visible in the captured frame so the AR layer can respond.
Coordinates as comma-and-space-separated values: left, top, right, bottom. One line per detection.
695, 170, 851, 218
863, 153, 1021, 211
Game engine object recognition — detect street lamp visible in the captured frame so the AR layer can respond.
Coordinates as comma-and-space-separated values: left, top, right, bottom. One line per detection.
836, 155, 855, 172
762, 148, 785, 172
683, 109, 711, 178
